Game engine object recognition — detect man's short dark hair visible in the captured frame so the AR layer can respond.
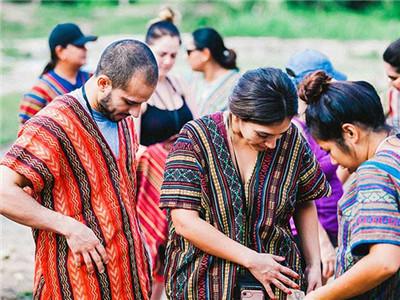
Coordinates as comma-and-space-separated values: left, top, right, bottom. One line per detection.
95, 39, 158, 89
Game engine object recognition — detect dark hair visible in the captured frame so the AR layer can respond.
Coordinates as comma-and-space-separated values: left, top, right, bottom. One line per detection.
95, 39, 158, 89
299, 71, 388, 149
383, 38, 400, 72
41, 50, 58, 75
192, 27, 237, 70
229, 67, 297, 124
145, 7, 181, 45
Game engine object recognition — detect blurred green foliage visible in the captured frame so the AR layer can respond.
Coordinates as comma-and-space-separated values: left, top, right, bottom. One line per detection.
0, 92, 20, 145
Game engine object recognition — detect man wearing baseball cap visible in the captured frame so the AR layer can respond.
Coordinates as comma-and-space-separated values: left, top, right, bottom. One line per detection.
19, 23, 97, 124
286, 49, 347, 86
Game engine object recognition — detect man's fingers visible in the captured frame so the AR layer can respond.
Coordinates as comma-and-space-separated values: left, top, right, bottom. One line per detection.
89, 249, 105, 273
96, 243, 109, 264
82, 251, 94, 273
73, 253, 82, 267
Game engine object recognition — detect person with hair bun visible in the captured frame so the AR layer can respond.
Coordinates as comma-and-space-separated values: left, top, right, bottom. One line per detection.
383, 38, 400, 131
286, 49, 347, 285
160, 67, 331, 300
299, 71, 400, 300
186, 27, 240, 116
136, 7, 197, 300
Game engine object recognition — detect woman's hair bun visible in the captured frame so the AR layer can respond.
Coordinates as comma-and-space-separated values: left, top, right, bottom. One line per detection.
222, 48, 237, 69
158, 6, 177, 23
298, 70, 331, 104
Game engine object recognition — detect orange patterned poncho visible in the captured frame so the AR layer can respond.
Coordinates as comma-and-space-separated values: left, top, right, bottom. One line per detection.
1, 95, 151, 300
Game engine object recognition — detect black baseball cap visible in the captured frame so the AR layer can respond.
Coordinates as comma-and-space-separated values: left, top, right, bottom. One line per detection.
49, 23, 97, 51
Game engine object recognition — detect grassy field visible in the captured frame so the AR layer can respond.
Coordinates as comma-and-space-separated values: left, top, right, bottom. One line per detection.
0, 1, 398, 147
0, 93, 20, 146
1, 1, 399, 41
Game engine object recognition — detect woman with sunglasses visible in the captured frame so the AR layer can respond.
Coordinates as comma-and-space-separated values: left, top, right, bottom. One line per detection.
186, 27, 240, 116
383, 38, 400, 131
19, 23, 97, 124
160, 68, 330, 299
299, 71, 400, 300
136, 7, 197, 300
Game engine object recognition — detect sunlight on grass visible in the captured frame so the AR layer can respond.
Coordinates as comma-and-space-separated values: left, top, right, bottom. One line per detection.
0, 92, 20, 146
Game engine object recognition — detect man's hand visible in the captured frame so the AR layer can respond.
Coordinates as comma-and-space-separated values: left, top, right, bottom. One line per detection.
64, 217, 109, 273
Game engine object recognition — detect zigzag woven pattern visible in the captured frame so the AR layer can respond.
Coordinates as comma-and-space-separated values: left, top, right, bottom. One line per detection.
1, 94, 151, 300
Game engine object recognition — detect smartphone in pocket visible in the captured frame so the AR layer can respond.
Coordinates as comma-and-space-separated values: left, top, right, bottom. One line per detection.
287, 289, 305, 300
240, 289, 265, 300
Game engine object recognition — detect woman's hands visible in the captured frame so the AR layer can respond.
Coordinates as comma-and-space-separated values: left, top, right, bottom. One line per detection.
320, 238, 336, 284
247, 252, 300, 299
305, 263, 322, 293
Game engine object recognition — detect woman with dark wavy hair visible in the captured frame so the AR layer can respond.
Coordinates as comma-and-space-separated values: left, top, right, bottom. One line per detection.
160, 67, 330, 300
299, 71, 400, 300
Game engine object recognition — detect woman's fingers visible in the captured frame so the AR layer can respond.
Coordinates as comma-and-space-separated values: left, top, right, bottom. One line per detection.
271, 254, 285, 262
306, 278, 321, 293
272, 278, 292, 295
279, 264, 300, 279
263, 283, 276, 300
276, 272, 300, 289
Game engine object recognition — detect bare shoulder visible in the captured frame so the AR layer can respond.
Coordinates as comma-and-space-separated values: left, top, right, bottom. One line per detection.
168, 74, 189, 93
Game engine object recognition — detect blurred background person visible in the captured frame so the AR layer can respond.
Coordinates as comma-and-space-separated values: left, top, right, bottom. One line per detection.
286, 49, 346, 284
135, 7, 197, 300
160, 68, 331, 299
186, 27, 240, 116
383, 37, 400, 132
300, 71, 400, 300
19, 23, 97, 124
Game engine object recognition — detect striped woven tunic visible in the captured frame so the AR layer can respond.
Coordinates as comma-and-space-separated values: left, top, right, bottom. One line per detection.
2, 95, 151, 299
19, 70, 91, 124
336, 135, 400, 300
160, 112, 330, 299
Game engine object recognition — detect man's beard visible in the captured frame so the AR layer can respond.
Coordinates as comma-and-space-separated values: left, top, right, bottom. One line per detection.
97, 93, 116, 121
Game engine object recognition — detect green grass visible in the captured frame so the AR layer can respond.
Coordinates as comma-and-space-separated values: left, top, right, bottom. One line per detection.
0, 1, 399, 40
0, 92, 20, 145
181, 2, 400, 40
2, 47, 32, 59
16, 291, 33, 300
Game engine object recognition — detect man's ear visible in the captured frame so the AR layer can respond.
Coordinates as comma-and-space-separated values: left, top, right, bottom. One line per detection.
342, 123, 360, 144
97, 75, 112, 93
